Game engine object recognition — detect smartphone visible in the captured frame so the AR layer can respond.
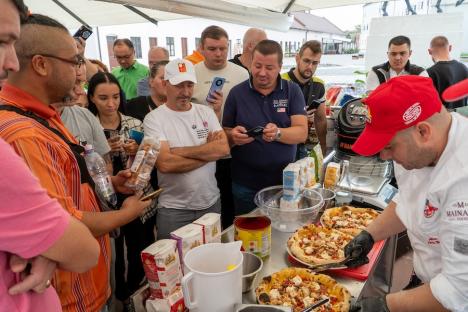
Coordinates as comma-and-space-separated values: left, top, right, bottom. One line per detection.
128, 129, 144, 145
246, 126, 264, 137
104, 129, 119, 140
307, 98, 326, 111
73, 25, 93, 41
140, 188, 163, 201
206, 77, 226, 102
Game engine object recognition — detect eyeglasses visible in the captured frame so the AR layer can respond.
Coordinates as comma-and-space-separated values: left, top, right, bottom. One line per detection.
301, 59, 320, 66
25, 53, 85, 69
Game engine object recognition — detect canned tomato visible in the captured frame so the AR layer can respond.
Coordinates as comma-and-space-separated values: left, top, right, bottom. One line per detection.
234, 216, 271, 259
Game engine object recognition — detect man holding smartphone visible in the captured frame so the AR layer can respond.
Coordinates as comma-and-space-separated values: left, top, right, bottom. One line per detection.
191, 25, 249, 228
223, 40, 307, 215
282, 40, 327, 157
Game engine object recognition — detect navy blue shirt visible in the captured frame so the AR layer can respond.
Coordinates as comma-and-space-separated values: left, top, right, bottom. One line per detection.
223, 77, 306, 191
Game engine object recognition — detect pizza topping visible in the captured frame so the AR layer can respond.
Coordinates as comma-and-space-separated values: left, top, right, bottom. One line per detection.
291, 275, 303, 286
259, 292, 271, 303
269, 289, 280, 300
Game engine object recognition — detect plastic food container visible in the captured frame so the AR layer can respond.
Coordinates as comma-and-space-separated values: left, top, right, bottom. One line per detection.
254, 186, 323, 232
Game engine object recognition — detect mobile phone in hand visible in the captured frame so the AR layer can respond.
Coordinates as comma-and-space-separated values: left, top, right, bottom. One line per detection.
140, 188, 163, 201
74, 25, 93, 41
307, 98, 325, 111
245, 126, 264, 137
206, 77, 226, 102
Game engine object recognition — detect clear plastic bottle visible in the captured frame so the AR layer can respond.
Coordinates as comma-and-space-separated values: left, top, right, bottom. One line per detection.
84, 144, 118, 207
125, 136, 160, 191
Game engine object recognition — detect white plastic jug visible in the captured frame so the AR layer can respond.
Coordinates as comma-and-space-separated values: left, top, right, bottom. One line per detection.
181, 241, 243, 312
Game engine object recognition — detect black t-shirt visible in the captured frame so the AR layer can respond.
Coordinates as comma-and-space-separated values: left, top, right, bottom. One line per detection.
284, 68, 325, 110
125, 96, 157, 122
427, 60, 468, 109
228, 54, 248, 71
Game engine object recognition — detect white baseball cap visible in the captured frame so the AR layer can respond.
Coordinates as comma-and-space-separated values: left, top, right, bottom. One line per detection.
164, 59, 197, 85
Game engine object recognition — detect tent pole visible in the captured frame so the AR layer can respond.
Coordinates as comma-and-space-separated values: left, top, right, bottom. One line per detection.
51, 0, 90, 27
283, 0, 296, 13
123, 5, 158, 26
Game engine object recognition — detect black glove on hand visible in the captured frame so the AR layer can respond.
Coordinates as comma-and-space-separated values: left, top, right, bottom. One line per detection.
350, 296, 390, 312
344, 230, 374, 268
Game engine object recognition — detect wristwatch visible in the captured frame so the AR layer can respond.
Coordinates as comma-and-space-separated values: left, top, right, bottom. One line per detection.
274, 128, 282, 141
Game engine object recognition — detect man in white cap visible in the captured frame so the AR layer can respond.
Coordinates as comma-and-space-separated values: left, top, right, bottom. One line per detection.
144, 59, 229, 238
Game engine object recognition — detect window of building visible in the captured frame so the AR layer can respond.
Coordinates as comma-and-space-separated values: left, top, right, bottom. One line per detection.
149, 37, 158, 47
195, 37, 201, 48
130, 36, 142, 58
166, 37, 175, 56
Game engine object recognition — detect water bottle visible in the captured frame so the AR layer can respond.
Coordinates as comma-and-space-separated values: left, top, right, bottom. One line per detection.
84, 144, 118, 207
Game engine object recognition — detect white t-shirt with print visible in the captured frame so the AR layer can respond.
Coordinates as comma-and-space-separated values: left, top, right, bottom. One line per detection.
394, 113, 468, 311
143, 103, 222, 210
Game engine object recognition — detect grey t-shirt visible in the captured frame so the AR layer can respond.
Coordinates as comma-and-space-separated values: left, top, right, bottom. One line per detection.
60, 106, 111, 156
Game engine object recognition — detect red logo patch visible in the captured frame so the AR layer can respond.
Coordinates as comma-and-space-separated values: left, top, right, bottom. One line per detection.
427, 237, 440, 245
424, 200, 438, 218
178, 63, 187, 73
203, 121, 208, 128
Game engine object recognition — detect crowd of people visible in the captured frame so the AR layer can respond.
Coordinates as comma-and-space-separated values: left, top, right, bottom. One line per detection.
0, 0, 467, 312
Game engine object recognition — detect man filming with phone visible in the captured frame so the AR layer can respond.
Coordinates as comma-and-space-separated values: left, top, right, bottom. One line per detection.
191, 25, 249, 228
223, 40, 308, 215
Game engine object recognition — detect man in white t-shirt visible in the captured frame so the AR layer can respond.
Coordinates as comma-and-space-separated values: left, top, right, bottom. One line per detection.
144, 59, 230, 238
345, 76, 468, 312
191, 25, 249, 228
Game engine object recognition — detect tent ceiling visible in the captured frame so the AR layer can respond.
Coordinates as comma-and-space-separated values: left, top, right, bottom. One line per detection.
25, 0, 392, 31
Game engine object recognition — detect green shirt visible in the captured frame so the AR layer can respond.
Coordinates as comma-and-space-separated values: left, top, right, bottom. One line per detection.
111, 61, 149, 100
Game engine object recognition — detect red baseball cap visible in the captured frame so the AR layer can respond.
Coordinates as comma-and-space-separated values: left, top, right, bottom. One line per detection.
352, 76, 442, 156
442, 78, 468, 102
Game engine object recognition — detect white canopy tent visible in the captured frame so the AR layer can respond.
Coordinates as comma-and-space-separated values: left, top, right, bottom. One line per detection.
25, 0, 394, 31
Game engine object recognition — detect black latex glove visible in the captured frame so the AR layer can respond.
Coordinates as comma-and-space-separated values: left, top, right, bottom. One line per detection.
344, 230, 374, 268
350, 296, 390, 312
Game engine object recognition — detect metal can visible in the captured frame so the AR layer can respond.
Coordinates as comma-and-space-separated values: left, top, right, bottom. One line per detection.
234, 216, 271, 259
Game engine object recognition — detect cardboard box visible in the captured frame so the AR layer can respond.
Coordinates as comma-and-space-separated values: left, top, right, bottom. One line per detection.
141, 239, 183, 299
128, 284, 151, 312
170, 223, 204, 272
193, 213, 221, 243
146, 288, 186, 312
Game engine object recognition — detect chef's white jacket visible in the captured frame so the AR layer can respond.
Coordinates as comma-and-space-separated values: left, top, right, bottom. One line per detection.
393, 113, 468, 312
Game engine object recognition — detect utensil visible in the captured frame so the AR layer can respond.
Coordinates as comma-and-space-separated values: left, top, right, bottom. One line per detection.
310, 247, 363, 272
301, 297, 329, 312
242, 252, 263, 293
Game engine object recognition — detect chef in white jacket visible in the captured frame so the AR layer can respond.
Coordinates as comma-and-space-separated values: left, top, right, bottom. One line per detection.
344, 75, 468, 312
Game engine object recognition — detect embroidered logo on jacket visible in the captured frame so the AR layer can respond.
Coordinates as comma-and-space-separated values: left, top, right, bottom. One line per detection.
423, 200, 438, 218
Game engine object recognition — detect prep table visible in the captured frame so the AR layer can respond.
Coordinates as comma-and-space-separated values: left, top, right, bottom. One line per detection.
221, 211, 397, 305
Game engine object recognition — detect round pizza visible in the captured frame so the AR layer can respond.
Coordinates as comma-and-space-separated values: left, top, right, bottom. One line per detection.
321, 206, 380, 236
255, 267, 351, 312
287, 224, 354, 266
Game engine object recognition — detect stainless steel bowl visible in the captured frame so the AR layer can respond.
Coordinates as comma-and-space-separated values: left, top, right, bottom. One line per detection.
242, 252, 263, 293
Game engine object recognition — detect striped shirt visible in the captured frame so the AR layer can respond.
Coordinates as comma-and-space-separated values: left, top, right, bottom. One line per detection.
0, 83, 111, 312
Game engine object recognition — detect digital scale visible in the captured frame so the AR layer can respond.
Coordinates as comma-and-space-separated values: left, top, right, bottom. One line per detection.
333, 151, 398, 210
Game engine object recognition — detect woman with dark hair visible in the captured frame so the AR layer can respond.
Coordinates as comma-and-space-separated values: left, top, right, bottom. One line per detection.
125, 60, 168, 121
87, 72, 156, 310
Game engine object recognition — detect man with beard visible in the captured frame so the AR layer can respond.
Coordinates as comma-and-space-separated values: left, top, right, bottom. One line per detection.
0, 14, 150, 312
345, 76, 468, 312
144, 59, 229, 238
223, 40, 307, 214
366, 35, 428, 93
282, 40, 327, 157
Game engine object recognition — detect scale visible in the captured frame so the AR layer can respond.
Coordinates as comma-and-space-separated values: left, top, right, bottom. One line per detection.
333, 152, 397, 209
325, 97, 398, 210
